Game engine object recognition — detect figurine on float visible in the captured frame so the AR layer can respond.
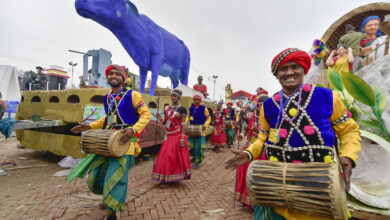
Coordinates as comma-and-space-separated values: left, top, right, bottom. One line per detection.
326, 44, 354, 75
360, 16, 381, 58
338, 24, 366, 72
75, 0, 191, 96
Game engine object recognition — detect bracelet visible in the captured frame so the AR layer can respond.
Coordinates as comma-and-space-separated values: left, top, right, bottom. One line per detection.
243, 150, 253, 162
129, 127, 136, 134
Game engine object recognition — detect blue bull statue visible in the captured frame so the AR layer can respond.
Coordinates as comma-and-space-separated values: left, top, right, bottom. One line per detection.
75, 0, 190, 95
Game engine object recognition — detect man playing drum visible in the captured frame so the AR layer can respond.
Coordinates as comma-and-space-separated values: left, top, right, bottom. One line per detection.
224, 101, 238, 148
71, 64, 151, 220
226, 48, 361, 220
186, 95, 211, 169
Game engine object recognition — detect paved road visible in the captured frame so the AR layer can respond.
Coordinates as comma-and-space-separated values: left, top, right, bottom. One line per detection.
0, 137, 253, 220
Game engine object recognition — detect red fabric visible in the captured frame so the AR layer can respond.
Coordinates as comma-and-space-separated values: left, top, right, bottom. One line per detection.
235, 149, 267, 208
193, 84, 208, 97
360, 38, 376, 48
235, 113, 267, 207
152, 132, 191, 183
193, 95, 202, 100
211, 111, 226, 146
152, 106, 191, 183
271, 49, 311, 74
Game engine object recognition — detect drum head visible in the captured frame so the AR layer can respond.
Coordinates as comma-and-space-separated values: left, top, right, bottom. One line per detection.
108, 131, 130, 157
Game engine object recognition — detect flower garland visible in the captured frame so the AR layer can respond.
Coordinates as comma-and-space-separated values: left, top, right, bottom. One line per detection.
310, 39, 329, 66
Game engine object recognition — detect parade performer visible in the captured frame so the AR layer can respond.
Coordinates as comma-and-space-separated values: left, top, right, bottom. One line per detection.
226, 48, 361, 220
360, 16, 381, 57
193, 75, 208, 98
224, 102, 238, 148
186, 95, 211, 169
152, 89, 191, 182
235, 93, 269, 208
71, 64, 151, 220
211, 101, 226, 153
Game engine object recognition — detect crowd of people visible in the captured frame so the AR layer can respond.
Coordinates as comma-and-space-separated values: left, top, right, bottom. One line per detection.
64, 15, 390, 219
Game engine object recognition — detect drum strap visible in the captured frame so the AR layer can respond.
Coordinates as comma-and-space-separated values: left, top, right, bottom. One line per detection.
282, 163, 291, 210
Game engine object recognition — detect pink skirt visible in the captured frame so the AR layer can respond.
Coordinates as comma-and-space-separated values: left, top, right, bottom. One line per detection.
235, 146, 267, 208
152, 132, 191, 183
211, 125, 226, 146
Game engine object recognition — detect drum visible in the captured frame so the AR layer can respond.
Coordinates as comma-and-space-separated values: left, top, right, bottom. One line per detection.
81, 130, 130, 157
224, 120, 233, 129
246, 160, 348, 220
186, 125, 203, 136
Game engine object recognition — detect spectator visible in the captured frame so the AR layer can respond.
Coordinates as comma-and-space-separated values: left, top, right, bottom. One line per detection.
193, 76, 208, 98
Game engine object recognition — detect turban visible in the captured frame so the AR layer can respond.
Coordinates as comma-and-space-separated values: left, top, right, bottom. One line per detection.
360, 15, 381, 37
271, 48, 311, 75
105, 64, 129, 87
105, 64, 128, 79
227, 101, 233, 106
193, 95, 202, 100
171, 89, 182, 97
257, 94, 269, 103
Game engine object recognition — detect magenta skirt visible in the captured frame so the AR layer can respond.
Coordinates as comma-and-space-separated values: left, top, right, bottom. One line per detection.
152, 132, 191, 183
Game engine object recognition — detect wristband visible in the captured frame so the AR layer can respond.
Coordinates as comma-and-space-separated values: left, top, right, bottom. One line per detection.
243, 150, 253, 162
129, 127, 136, 134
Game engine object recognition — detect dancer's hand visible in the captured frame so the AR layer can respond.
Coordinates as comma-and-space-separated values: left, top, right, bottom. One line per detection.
120, 127, 134, 144
156, 112, 161, 119
340, 157, 353, 191
71, 123, 91, 133
202, 125, 206, 130
180, 139, 185, 148
225, 149, 249, 170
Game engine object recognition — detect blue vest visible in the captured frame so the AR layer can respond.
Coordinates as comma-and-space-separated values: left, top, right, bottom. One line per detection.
103, 89, 140, 125
263, 86, 336, 162
189, 105, 206, 125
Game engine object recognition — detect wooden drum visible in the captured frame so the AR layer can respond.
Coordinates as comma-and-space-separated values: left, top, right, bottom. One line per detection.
224, 120, 233, 129
246, 160, 348, 220
81, 130, 129, 157
186, 125, 203, 136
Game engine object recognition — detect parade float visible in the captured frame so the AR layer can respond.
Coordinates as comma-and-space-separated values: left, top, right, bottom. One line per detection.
306, 2, 390, 219
14, 0, 215, 158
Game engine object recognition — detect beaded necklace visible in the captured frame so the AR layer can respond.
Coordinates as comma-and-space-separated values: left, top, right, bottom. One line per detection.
275, 84, 303, 129
281, 86, 303, 123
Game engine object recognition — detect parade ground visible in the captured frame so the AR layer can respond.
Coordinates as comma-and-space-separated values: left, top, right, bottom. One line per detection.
0, 136, 253, 220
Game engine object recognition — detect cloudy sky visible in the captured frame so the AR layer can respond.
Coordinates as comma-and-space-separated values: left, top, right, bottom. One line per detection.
0, 0, 382, 99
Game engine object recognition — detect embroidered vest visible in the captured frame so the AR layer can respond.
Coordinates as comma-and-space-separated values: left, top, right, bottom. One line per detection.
263, 85, 335, 163
103, 89, 140, 129
189, 105, 206, 125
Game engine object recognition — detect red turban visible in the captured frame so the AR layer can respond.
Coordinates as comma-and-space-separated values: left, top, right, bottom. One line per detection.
105, 64, 128, 78
193, 95, 202, 100
105, 64, 129, 86
227, 102, 233, 106
271, 48, 311, 75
